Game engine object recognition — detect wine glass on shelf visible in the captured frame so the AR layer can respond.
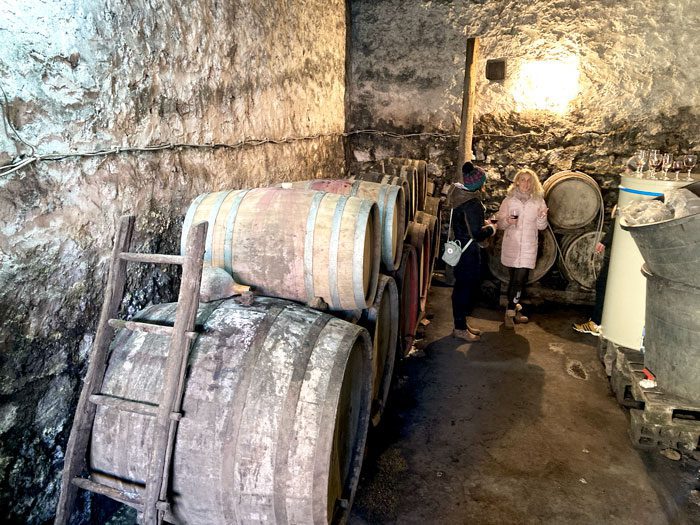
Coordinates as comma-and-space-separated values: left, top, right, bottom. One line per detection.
634, 149, 648, 177
661, 153, 673, 181
672, 159, 684, 181
648, 150, 661, 179
684, 154, 697, 181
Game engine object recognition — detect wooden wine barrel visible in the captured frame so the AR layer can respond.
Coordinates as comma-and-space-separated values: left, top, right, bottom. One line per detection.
281, 179, 406, 272
423, 195, 441, 218
414, 211, 439, 290
383, 163, 417, 221
350, 172, 410, 235
405, 222, 431, 312
388, 157, 427, 212
389, 244, 420, 357
543, 171, 603, 230
89, 297, 372, 524
357, 275, 398, 426
182, 188, 380, 311
558, 231, 604, 290
488, 228, 557, 284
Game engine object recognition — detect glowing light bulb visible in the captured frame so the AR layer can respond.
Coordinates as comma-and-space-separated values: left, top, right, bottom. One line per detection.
512, 55, 580, 114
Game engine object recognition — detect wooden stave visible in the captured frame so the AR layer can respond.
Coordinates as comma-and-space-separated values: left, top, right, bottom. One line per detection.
387, 157, 427, 212
487, 228, 557, 284
405, 221, 431, 312
89, 297, 372, 524
383, 163, 417, 222
414, 211, 439, 289
350, 172, 411, 236
182, 188, 381, 311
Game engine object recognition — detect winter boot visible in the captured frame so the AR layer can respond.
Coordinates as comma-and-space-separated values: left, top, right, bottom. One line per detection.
514, 304, 529, 324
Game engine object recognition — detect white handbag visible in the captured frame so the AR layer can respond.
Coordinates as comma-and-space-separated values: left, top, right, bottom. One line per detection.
441, 209, 473, 267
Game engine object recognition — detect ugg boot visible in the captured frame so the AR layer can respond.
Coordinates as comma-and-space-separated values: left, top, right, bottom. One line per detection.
504, 309, 515, 328
514, 304, 529, 324
466, 320, 482, 336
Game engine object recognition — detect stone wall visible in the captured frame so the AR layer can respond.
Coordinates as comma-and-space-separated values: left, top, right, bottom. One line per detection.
0, 1, 347, 522
347, 0, 700, 217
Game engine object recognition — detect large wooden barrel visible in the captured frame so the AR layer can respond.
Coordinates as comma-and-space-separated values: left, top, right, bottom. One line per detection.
383, 163, 417, 221
558, 232, 604, 289
182, 188, 380, 311
423, 195, 441, 218
387, 158, 427, 212
281, 179, 406, 272
350, 172, 411, 235
357, 275, 398, 426
488, 228, 557, 284
389, 244, 420, 357
89, 297, 372, 524
543, 171, 603, 230
414, 211, 439, 288
405, 222, 431, 312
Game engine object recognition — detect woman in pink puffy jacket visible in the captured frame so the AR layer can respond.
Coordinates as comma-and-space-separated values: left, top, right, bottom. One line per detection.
496, 168, 548, 328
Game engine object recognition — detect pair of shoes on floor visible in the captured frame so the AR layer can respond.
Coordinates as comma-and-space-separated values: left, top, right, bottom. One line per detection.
453, 328, 480, 342
573, 319, 600, 336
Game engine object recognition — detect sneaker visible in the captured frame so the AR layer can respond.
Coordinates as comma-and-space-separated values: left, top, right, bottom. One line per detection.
453, 329, 480, 342
573, 320, 600, 336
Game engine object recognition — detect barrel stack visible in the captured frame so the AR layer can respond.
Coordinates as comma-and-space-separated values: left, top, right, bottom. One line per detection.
82, 158, 440, 523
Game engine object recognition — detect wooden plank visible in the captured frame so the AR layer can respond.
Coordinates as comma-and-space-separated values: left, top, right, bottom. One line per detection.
141, 221, 207, 525
88, 394, 158, 417
108, 319, 175, 337
456, 37, 480, 182
55, 215, 135, 525
119, 252, 185, 265
71, 477, 144, 509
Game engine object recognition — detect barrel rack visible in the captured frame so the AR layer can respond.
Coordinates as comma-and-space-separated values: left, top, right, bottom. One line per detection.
54, 215, 208, 525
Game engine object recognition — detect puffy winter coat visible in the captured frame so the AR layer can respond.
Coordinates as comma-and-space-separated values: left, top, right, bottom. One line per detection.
497, 192, 548, 269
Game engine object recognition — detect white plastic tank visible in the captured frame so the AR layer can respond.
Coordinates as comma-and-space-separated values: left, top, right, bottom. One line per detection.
601, 175, 687, 349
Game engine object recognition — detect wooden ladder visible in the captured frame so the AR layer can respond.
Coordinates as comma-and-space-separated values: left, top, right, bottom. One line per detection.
54, 215, 208, 525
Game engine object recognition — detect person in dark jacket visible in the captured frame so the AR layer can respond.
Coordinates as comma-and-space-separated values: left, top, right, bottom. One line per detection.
450, 162, 497, 341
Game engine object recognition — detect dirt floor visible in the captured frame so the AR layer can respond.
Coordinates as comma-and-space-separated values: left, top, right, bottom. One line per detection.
349, 284, 700, 525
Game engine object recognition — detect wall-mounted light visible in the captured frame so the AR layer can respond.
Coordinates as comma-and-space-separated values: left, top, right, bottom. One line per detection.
512, 55, 580, 114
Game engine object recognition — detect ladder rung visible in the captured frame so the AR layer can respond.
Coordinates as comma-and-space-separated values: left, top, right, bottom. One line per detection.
89, 394, 158, 417
89, 394, 183, 421
108, 319, 174, 337
119, 252, 185, 265
108, 319, 199, 340
71, 477, 144, 510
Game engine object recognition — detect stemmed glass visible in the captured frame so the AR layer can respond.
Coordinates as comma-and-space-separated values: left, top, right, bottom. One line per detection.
684, 154, 697, 182
672, 159, 684, 181
661, 153, 673, 181
634, 150, 648, 177
648, 150, 661, 179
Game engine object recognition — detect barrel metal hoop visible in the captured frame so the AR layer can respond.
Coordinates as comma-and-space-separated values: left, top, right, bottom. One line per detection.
619, 186, 664, 197
223, 190, 251, 276
304, 192, 325, 303
329, 196, 349, 309
204, 191, 234, 264
273, 313, 331, 523
349, 180, 361, 198
181, 193, 208, 255
353, 199, 376, 309
377, 184, 393, 268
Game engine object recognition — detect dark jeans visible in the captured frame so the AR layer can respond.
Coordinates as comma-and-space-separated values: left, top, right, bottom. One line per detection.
451, 251, 481, 330
591, 256, 611, 325
506, 267, 529, 310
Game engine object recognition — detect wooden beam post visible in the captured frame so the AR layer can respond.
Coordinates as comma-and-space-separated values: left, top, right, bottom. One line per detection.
456, 37, 480, 182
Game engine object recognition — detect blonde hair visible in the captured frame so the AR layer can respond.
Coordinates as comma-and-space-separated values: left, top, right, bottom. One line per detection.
507, 168, 544, 198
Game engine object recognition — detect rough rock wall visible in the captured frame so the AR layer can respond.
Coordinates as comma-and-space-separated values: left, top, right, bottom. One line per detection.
0, 1, 347, 522
347, 0, 700, 215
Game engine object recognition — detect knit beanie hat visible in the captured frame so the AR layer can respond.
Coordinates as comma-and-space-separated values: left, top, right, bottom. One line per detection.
462, 162, 486, 191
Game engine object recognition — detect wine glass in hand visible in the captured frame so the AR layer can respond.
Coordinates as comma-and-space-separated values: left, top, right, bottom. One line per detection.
684, 154, 697, 181
661, 153, 673, 181
672, 159, 684, 181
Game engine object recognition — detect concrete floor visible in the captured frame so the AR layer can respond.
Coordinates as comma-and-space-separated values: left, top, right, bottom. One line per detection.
350, 285, 700, 525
